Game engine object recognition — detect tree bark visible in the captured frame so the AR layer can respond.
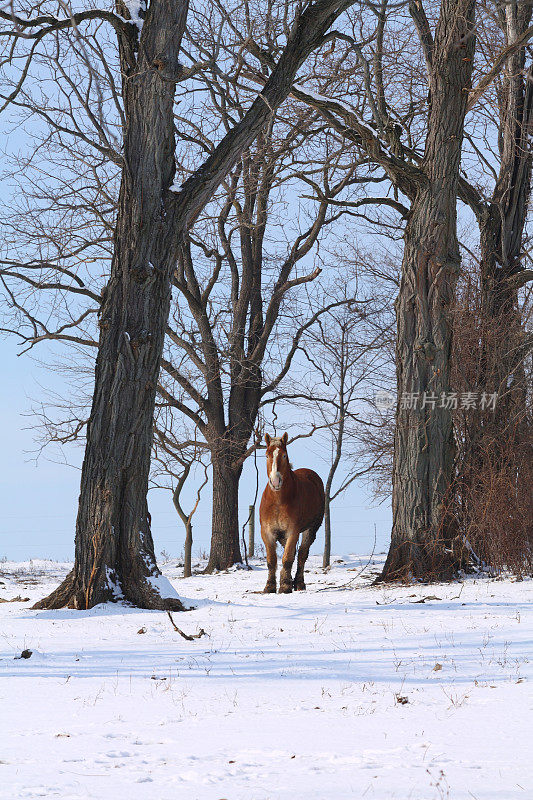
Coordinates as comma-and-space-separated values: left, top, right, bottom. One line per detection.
206, 459, 242, 572
381, 0, 476, 581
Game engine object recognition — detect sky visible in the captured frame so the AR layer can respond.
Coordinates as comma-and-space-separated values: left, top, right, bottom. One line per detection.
0, 35, 394, 566
0, 333, 392, 563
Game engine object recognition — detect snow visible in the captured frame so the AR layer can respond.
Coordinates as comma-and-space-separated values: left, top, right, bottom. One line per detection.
1, 554, 532, 799
146, 571, 181, 601
141, 544, 182, 600
105, 566, 124, 600
121, 0, 144, 31
293, 83, 357, 116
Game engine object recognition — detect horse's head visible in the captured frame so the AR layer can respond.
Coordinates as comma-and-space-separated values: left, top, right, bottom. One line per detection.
264, 432, 290, 491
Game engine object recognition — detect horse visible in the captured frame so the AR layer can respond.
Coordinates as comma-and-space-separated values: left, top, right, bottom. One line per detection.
259, 432, 325, 593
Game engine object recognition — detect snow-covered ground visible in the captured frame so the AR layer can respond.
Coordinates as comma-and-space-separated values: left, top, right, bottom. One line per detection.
0, 555, 531, 800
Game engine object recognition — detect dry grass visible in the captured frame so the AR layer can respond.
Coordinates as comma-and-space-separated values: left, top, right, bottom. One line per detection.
451, 270, 533, 576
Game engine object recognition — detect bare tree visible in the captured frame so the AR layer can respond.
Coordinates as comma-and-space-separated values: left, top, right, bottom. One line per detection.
257, 0, 476, 578
3, 0, 531, 594
130, 0, 395, 572
271, 0, 533, 579
416, 0, 533, 573
172, 462, 209, 578
271, 284, 390, 567
160, 149, 366, 571
462, 0, 533, 506
150, 412, 209, 577
378, 0, 476, 580
1, 0, 363, 608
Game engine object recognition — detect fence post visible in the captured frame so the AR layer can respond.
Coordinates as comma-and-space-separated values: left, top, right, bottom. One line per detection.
248, 504, 255, 558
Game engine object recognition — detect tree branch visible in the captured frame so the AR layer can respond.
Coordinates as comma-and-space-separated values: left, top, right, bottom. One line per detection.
467, 24, 533, 112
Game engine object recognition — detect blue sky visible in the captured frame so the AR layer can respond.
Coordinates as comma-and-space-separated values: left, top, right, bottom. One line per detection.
0, 331, 392, 562
0, 62, 393, 565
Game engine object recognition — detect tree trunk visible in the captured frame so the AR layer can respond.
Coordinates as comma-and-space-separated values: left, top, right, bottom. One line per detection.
173, 480, 193, 578
478, 207, 529, 444
323, 380, 345, 568
382, 0, 476, 581
478, 3, 532, 439
201, 301, 263, 570
322, 433, 342, 569
184, 522, 193, 578
205, 460, 242, 572
35, 0, 189, 610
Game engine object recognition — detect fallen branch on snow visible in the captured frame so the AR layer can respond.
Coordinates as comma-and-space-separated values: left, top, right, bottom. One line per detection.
167, 611, 206, 640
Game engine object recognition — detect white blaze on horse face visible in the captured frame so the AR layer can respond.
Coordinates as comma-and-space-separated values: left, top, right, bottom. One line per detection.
269, 447, 282, 490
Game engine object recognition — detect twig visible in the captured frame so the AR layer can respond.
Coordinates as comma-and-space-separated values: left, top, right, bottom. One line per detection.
167, 611, 206, 640
316, 524, 378, 592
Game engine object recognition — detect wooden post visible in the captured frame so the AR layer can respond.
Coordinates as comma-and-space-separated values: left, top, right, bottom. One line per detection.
248, 504, 255, 558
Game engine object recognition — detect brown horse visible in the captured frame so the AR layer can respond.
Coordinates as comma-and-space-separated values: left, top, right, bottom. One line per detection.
259, 432, 325, 593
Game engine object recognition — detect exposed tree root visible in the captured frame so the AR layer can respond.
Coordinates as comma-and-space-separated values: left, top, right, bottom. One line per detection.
32, 569, 186, 611
32, 570, 78, 610
377, 537, 468, 584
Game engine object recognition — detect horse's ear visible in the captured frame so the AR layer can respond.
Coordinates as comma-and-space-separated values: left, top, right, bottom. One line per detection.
265, 433, 271, 447
281, 432, 288, 446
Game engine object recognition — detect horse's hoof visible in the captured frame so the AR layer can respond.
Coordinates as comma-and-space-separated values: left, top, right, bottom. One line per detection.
279, 584, 292, 594
263, 584, 276, 594
293, 582, 306, 591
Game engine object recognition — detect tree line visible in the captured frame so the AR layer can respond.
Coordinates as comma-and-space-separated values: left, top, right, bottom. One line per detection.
0, 0, 531, 609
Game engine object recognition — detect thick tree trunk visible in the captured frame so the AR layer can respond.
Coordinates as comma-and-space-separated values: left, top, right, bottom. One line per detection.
382, 0, 475, 581
205, 460, 242, 572
35, 0, 189, 610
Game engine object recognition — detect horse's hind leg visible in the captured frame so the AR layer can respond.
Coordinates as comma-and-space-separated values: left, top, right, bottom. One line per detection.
261, 528, 277, 593
279, 531, 298, 593
294, 528, 316, 591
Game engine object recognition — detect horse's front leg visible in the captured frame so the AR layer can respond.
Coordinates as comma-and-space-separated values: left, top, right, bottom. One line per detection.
279, 531, 299, 593
261, 527, 277, 593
